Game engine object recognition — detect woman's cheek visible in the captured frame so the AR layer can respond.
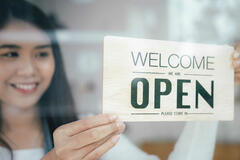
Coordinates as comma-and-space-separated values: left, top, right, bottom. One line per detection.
36, 58, 55, 88
0, 61, 18, 85
0, 62, 18, 102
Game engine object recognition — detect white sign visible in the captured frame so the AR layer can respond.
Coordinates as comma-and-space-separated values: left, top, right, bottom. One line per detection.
102, 36, 234, 121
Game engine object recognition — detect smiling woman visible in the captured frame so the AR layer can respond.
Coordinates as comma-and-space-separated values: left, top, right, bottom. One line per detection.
0, 0, 81, 159
0, 0, 139, 160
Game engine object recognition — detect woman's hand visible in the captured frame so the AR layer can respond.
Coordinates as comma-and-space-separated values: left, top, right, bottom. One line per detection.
232, 43, 240, 85
41, 114, 125, 160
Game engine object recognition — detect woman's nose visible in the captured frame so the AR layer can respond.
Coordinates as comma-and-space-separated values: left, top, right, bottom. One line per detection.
17, 57, 36, 77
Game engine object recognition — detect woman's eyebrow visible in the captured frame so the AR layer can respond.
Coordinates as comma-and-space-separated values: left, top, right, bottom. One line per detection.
0, 44, 21, 49
34, 44, 52, 49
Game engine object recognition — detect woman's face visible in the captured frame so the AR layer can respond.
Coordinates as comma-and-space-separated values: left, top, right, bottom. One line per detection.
0, 19, 55, 109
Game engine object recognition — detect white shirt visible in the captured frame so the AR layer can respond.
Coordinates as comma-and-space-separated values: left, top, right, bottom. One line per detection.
0, 147, 44, 160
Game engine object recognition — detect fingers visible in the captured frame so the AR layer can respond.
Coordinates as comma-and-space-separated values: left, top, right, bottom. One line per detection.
53, 114, 126, 160
235, 70, 240, 84
232, 44, 240, 84
70, 121, 125, 149
232, 51, 240, 68
63, 114, 118, 136
68, 132, 116, 160
232, 43, 240, 67
82, 134, 121, 160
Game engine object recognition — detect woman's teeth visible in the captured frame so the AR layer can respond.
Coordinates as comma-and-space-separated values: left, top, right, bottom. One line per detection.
13, 84, 37, 90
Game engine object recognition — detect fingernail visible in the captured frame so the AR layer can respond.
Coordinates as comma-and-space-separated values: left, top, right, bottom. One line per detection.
109, 114, 118, 122
112, 135, 120, 143
233, 60, 240, 67
234, 51, 240, 58
116, 121, 125, 131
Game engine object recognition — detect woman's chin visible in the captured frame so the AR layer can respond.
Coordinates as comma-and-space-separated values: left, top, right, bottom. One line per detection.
4, 99, 39, 111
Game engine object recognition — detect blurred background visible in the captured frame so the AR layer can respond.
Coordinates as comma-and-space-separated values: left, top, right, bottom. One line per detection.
30, 0, 240, 159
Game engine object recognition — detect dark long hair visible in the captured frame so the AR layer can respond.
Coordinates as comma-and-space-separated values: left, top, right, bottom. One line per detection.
0, 0, 78, 156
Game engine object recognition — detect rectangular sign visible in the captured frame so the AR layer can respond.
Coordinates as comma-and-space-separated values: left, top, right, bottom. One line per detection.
102, 36, 234, 121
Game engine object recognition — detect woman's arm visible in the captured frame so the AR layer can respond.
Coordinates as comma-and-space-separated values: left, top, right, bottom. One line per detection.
41, 148, 58, 160
102, 134, 160, 160
168, 122, 218, 160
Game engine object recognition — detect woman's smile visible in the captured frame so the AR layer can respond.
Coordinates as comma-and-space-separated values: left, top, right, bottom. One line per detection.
10, 82, 39, 94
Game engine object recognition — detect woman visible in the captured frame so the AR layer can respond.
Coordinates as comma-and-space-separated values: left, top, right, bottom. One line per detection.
0, 0, 129, 159
0, 0, 239, 160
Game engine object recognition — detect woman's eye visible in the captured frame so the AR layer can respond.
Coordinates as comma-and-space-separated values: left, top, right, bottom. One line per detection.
36, 52, 49, 58
0, 52, 19, 58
